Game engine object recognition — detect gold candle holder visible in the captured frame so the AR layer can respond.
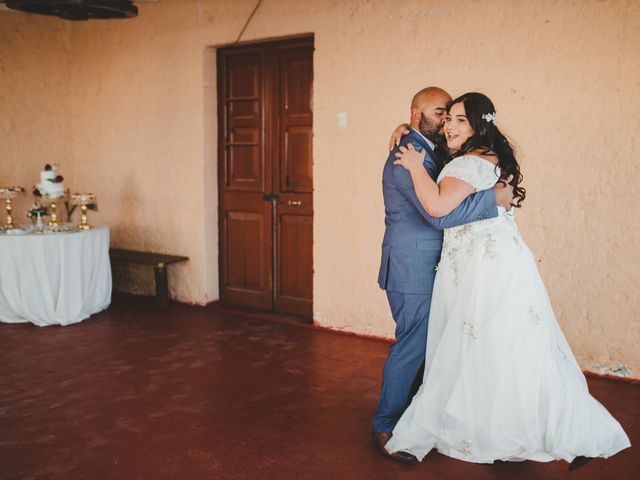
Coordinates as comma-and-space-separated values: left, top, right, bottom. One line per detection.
41, 194, 63, 227
49, 201, 60, 227
0, 186, 26, 229
71, 193, 97, 230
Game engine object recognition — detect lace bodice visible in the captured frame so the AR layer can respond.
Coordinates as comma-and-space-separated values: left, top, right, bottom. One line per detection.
438, 154, 514, 253
436, 155, 500, 191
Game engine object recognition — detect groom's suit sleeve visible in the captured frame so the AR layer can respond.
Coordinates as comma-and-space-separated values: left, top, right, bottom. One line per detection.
391, 141, 498, 230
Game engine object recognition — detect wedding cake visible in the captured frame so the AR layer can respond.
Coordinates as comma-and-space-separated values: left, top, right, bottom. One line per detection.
36, 164, 65, 197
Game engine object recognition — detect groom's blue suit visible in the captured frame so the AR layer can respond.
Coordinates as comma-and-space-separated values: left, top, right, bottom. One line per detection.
373, 129, 498, 433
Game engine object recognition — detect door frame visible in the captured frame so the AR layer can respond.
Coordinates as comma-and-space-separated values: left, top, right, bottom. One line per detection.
216, 35, 314, 317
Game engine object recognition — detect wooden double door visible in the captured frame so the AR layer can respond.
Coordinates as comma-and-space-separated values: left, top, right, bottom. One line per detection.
217, 37, 313, 318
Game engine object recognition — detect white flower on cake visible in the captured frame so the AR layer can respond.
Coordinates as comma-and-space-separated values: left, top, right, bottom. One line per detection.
35, 164, 65, 198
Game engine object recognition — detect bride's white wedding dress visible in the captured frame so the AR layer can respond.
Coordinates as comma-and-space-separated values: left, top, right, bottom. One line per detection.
385, 155, 631, 463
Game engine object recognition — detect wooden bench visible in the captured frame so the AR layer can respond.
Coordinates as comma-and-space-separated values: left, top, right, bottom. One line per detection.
109, 248, 189, 308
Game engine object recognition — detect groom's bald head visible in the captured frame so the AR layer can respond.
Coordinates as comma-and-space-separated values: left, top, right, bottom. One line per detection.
411, 87, 451, 110
410, 86, 451, 140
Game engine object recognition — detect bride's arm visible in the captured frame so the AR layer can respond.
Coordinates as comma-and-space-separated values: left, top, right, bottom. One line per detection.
395, 144, 475, 218
388, 123, 410, 151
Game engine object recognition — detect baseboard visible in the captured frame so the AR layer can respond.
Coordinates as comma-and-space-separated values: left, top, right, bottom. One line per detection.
583, 370, 639, 384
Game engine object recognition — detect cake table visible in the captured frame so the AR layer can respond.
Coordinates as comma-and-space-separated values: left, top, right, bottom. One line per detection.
0, 226, 112, 326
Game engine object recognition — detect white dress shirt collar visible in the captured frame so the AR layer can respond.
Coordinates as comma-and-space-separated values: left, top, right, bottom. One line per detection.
410, 127, 435, 151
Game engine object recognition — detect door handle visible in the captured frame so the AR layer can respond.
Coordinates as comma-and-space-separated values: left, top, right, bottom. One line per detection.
263, 194, 279, 202
287, 200, 302, 206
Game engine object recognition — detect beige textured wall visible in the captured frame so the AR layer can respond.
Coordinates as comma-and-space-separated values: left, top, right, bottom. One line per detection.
0, 0, 638, 378
69, 1, 213, 301
0, 11, 71, 220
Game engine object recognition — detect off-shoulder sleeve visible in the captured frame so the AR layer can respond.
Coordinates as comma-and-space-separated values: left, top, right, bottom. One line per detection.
436, 155, 501, 191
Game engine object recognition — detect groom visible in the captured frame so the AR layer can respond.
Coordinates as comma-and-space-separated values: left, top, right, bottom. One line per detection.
373, 87, 514, 462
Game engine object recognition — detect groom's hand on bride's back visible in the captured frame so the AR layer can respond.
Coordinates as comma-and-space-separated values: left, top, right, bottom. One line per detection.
388, 123, 411, 151
494, 175, 515, 210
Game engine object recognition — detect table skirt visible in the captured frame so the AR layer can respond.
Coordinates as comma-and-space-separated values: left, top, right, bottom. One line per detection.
0, 226, 112, 326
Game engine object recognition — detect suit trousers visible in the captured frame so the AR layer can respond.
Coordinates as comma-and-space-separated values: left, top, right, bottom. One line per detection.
372, 290, 432, 433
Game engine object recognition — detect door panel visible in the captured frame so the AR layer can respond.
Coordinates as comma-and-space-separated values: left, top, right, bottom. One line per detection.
278, 45, 313, 194
219, 192, 272, 310
224, 52, 265, 192
275, 194, 313, 317
228, 61, 259, 98
228, 145, 260, 184
284, 127, 313, 189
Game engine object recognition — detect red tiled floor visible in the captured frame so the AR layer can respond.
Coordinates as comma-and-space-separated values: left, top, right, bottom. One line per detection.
0, 295, 637, 479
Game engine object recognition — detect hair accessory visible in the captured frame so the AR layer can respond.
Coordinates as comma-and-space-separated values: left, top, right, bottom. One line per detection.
481, 112, 497, 125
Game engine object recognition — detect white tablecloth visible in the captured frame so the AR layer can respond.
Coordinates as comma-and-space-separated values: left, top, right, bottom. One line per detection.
0, 225, 112, 326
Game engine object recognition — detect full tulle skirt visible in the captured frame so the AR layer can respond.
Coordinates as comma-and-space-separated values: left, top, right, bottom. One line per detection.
385, 211, 631, 463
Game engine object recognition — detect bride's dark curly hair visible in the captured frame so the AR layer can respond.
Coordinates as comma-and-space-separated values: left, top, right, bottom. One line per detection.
447, 92, 526, 207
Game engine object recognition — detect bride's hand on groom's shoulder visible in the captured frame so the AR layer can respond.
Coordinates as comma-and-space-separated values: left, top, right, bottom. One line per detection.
494, 175, 515, 210
388, 123, 411, 151
393, 143, 425, 171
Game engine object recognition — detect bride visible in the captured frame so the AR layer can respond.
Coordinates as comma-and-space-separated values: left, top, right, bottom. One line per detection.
384, 92, 630, 468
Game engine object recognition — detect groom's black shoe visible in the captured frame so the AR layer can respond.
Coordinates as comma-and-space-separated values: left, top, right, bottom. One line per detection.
373, 431, 417, 463
568, 456, 595, 472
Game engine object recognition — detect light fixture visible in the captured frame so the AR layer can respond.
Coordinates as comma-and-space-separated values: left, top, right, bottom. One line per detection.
3, 0, 138, 21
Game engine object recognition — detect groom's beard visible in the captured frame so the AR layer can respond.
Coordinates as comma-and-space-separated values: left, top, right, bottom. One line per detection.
419, 113, 444, 143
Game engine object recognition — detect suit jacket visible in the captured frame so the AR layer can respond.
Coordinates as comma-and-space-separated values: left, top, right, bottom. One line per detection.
378, 129, 498, 294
